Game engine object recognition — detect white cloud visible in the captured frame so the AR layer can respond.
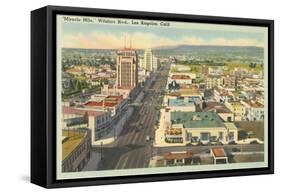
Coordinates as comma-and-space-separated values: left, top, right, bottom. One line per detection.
62, 32, 263, 49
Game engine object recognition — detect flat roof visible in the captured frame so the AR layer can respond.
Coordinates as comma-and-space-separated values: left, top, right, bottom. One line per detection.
229, 101, 243, 106
224, 122, 238, 129
163, 152, 192, 160
62, 130, 87, 160
171, 75, 191, 80
211, 147, 227, 158
63, 106, 105, 117
168, 98, 194, 107
85, 101, 118, 107
215, 89, 232, 96
179, 87, 200, 96
170, 112, 225, 128
203, 102, 231, 113
90, 95, 106, 102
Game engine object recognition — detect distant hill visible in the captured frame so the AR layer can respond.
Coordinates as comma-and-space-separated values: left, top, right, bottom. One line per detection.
153, 44, 263, 52
152, 45, 264, 58
62, 45, 263, 59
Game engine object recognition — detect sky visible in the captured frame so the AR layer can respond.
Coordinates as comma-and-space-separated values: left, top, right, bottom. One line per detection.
60, 16, 266, 49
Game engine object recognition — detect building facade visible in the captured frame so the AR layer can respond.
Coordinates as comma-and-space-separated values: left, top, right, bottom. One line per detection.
241, 100, 264, 121
165, 112, 238, 145
116, 48, 138, 89
62, 129, 91, 172
62, 106, 112, 144
144, 48, 153, 72
225, 101, 246, 121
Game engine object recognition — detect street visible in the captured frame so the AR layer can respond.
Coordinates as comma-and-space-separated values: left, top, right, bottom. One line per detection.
95, 65, 170, 170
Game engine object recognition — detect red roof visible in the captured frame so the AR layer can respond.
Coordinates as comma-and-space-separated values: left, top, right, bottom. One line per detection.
106, 95, 123, 101
62, 106, 104, 117
84, 101, 117, 107
84, 95, 123, 108
163, 152, 192, 160
212, 148, 227, 157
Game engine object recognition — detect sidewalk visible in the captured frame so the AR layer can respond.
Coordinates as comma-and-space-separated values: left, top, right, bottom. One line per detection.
82, 151, 101, 171
154, 108, 186, 147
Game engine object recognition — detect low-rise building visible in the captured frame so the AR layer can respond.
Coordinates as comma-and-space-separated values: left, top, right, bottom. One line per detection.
211, 147, 228, 164
164, 96, 196, 112
224, 122, 238, 142
62, 106, 112, 144
223, 75, 237, 89
167, 85, 202, 103
208, 67, 223, 76
62, 129, 91, 172
225, 101, 246, 121
202, 101, 234, 122
241, 100, 264, 121
167, 112, 238, 145
168, 74, 192, 86
163, 151, 193, 166
178, 86, 201, 102
214, 89, 233, 103
206, 75, 223, 89
84, 95, 128, 120
201, 65, 209, 76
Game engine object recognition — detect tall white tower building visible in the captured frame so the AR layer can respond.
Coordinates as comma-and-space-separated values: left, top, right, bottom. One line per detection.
144, 48, 153, 72
144, 48, 159, 72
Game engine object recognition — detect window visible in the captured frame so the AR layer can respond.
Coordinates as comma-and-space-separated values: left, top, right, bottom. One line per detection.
176, 159, 183, 164
200, 132, 210, 141
229, 132, 234, 141
186, 132, 192, 141
219, 132, 224, 141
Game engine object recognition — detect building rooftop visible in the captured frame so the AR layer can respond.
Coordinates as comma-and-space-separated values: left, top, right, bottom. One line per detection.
163, 152, 192, 160
211, 147, 227, 158
228, 101, 243, 106
168, 98, 194, 107
85, 95, 124, 108
179, 88, 200, 96
85, 101, 117, 107
168, 92, 181, 97
244, 100, 264, 108
90, 95, 106, 102
203, 102, 231, 113
170, 112, 225, 128
62, 130, 87, 161
171, 75, 191, 80
224, 122, 238, 129
63, 106, 105, 117
215, 89, 232, 97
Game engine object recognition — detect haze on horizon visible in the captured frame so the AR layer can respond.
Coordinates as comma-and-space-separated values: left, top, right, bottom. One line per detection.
60, 17, 266, 49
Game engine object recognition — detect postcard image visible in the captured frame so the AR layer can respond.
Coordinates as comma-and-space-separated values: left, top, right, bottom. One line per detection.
56, 15, 268, 179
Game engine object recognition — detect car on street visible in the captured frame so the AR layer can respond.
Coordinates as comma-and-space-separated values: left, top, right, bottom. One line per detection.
146, 136, 150, 141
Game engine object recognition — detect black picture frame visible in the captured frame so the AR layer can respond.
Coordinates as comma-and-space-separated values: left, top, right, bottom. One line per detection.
31, 5, 274, 188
